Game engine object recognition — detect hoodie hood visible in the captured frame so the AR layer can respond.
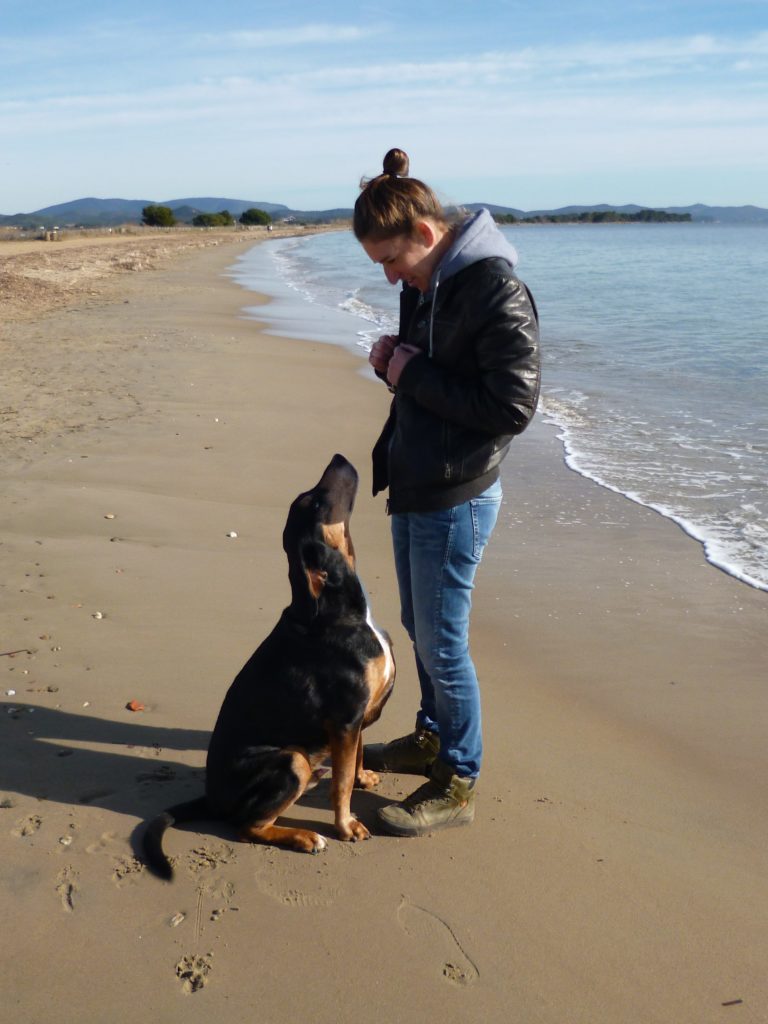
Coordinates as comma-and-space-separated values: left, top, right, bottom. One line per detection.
419, 208, 519, 359
431, 208, 518, 291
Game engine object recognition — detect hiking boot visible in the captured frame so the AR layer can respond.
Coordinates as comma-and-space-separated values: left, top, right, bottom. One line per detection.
363, 723, 440, 775
377, 759, 476, 837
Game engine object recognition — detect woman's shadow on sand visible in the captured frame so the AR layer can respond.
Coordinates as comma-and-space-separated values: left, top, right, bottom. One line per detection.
1, 701, 394, 854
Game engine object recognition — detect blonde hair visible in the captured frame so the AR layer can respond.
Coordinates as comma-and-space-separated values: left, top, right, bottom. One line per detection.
353, 148, 449, 242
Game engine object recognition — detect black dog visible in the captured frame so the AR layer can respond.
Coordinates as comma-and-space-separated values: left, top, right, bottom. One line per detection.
142, 455, 395, 879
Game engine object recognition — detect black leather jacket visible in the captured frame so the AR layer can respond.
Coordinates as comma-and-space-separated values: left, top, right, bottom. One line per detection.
372, 256, 540, 513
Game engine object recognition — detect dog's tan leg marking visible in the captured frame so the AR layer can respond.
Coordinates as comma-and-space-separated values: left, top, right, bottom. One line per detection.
355, 651, 394, 793
329, 729, 370, 842
239, 751, 327, 854
355, 732, 379, 790
242, 822, 327, 854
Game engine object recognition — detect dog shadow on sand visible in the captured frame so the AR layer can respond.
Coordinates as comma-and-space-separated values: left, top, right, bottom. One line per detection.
1, 701, 395, 856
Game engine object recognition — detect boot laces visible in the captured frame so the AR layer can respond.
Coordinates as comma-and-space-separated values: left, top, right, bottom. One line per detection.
389, 728, 431, 752
400, 779, 446, 813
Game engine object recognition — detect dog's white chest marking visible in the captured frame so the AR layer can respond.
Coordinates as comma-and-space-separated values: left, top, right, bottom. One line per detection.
365, 604, 394, 681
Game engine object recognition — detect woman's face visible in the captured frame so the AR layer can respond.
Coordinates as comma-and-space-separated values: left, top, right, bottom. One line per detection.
361, 220, 449, 293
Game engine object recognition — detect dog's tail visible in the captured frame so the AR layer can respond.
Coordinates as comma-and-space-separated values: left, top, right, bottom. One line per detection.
142, 796, 212, 881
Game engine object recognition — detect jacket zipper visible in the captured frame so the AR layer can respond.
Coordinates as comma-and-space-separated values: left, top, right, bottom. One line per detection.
428, 268, 441, 358
428, 270, 453, 478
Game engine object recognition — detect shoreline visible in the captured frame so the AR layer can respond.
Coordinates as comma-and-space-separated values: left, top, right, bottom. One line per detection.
1, 236, 766, 1022
540, 405, 768, 594
231, 226, 768, 596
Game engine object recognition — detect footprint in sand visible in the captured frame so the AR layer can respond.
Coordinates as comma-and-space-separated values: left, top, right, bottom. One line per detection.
135, 765, 177, 794
208, 878, 237, 920
11, 813, 42, 838
56, 867, 78, 912
185, 843, 237, 877
84, 831, 144, 886
85, 830, 117, 855
175, 952, 213, 994
111, 855, 145, 887
254, 864, 339, 907
396, 897, 479, 986
77, 788, 116, 805
187, 877, 238, 941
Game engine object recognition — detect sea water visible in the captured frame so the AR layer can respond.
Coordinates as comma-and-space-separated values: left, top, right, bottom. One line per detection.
229, 223, 768, 593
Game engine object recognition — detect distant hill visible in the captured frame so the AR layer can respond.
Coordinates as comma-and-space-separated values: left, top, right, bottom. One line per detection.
661, 204, 768, 224
2, 196, 767, 228
464, 203, 526, 219
0, 197, 141, 227
464, 202, 768, 224
0, 196, 302, 228
164, 197, 291, 218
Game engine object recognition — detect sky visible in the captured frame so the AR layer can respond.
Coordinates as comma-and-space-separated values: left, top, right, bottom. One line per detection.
1, 0, 767, 213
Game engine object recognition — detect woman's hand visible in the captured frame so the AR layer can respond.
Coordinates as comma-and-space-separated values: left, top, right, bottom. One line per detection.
386, 344, 420, 387
369, 334, 398, 375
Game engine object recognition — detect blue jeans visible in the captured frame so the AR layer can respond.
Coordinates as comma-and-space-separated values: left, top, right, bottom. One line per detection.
391, 481, 502, 778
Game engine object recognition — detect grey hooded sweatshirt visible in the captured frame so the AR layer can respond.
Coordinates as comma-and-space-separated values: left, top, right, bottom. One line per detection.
421, 208, 520, 357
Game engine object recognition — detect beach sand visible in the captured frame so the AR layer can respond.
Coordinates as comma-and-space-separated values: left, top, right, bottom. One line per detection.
1, 234, 766, 1023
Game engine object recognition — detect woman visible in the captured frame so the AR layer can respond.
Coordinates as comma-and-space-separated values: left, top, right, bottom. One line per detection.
355, 149, 540, 836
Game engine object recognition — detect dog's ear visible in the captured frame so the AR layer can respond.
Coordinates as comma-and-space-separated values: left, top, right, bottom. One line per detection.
291, 540, 338, 616
306, 567, 328, 599
302, 540, 346, 595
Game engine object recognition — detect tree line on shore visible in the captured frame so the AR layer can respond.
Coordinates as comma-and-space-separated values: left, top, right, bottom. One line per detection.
144, 204, 692, 229
494, 209, 692, 224
141, 204, 272, 227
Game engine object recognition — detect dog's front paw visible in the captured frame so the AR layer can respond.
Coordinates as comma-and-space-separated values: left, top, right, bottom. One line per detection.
306, 832, 329, 854
336, 818, 371, 843
355, 768, 380, 790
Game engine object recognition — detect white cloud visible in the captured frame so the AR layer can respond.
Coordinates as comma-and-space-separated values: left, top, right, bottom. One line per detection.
4, 66, 766, 158
270, 30, 768, 95
503, 30, 768, 65
197, 23, 381, 48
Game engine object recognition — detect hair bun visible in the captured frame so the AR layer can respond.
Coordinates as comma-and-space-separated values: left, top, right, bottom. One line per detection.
382, 148, 409, 177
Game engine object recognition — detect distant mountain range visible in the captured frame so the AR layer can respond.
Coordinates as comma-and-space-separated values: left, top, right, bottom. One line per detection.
2, 196, 767, 227
465, 202, 768, 224
0, 196, 343, 228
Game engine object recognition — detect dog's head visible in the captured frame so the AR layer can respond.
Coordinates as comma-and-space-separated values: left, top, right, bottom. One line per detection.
283, 454, 362, 622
